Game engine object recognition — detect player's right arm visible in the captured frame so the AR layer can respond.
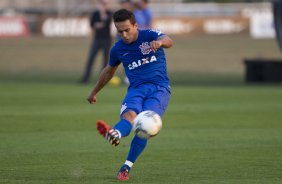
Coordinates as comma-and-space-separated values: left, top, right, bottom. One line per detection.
87, 64, 118, 104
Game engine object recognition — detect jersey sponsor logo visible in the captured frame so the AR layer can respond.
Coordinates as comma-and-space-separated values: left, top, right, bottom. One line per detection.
128, 55, 157, 70
139, 42, 152, 55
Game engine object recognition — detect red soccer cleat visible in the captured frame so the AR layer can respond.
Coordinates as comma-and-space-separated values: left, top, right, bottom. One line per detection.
96, 120, 120, 146
96, 120, 110, 137
117, 169, 129, 181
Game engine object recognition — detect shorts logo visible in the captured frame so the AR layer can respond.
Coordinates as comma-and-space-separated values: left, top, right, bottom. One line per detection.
139, 42, 152, 55
120, 103, 127, 115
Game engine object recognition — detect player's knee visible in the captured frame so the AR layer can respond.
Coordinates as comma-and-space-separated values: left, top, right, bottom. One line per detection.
122, 110, 136, 125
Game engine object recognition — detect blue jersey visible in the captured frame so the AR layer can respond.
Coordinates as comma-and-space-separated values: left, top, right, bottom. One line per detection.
109, 29, 170, 91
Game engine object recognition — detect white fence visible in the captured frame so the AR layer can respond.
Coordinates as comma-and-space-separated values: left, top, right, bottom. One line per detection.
0, 1, 275, 38
0, 1, 272, 17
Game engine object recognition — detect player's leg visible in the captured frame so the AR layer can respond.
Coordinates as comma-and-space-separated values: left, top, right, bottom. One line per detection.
96, 87, 144, 146
143, 85, 171, 117
113, 110, 136, 136
117, 135, 147, 180
117, 85, 171, 180
112, 86, 147, 139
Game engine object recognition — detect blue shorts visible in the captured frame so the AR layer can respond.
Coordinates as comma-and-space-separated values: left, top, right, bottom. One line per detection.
120, 83, 171, 117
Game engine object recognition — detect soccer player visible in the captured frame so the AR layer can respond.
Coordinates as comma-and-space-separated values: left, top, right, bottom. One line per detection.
87, 9, 173, 181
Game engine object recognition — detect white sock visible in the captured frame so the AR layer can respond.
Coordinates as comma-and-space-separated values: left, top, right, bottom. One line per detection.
125, 160, 133, 168
115, 129, 122, 139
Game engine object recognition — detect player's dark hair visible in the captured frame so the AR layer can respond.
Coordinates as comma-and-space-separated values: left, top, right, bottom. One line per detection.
113, 9, 136, 25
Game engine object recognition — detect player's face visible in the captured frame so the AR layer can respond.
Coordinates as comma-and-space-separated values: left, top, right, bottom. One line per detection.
115, 20, 138, 44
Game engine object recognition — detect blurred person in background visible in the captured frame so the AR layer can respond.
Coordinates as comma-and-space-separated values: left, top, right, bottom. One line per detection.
80, 0, 113, 84
133, 0, 152, 30
141, 0, 152, 29
119, 0, 134, 11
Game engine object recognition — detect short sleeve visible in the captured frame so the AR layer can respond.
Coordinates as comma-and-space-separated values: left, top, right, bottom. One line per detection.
148, 29, 165, 41
108, 47, 121, 67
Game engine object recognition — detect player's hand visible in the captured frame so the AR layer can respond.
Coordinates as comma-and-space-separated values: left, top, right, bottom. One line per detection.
87, 94, 97, 104
150, 40, 162, 52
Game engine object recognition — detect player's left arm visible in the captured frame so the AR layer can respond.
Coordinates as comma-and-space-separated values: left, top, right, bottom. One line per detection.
87, 64, 118, 104
150, 35, 173, 52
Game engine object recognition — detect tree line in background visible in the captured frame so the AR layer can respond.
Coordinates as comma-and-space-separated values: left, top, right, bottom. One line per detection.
183, 0, 268, 2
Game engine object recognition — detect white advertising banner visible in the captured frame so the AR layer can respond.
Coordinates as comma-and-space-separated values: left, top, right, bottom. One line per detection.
40, 16, 249, 37
153, 19, 195, 35
153, 16, 249, 35
0, 17, 30, 37
250, 11, 275, 39
203, 19, 247, 34
41, 17, 91, 37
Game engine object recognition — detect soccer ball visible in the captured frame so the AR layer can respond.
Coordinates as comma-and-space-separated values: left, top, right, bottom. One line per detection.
133, 110, 162, 139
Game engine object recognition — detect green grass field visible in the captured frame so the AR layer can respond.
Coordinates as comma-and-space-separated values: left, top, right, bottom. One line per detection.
0, 81, 282, 183
0, 35, 281, 83
1, 35, 282, 183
